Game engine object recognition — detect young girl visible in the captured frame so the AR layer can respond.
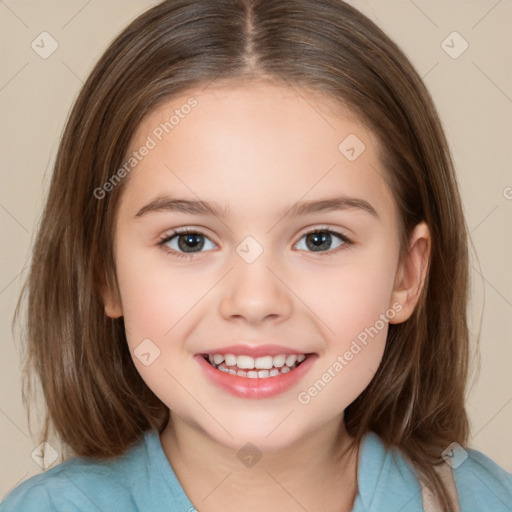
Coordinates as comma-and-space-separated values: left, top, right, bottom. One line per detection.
2, 1, 511, 511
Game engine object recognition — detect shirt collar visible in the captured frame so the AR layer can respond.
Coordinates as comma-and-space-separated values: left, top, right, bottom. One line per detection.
146, 428, 425, 512
353, 430, 424, 511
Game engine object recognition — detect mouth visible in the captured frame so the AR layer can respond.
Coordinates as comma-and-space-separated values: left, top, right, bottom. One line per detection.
201, 352, 311, 379
195, 344, 318, 399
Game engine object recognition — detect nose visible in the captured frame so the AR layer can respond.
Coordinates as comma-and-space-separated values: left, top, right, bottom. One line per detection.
218, 253, 293, 326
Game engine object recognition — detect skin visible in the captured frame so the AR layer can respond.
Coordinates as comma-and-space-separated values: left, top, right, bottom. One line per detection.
103, 81, 431, 512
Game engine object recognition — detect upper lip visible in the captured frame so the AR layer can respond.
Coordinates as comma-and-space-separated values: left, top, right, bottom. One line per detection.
199, 344, 313, 358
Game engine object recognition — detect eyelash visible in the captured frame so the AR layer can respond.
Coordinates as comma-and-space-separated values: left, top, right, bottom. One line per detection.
157, 226, 353, 260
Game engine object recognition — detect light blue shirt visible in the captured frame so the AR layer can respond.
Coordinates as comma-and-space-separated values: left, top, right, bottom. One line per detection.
1, 429, 511, 511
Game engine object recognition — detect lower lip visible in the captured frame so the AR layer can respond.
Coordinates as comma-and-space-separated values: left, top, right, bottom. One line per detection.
194, 353, 317, 399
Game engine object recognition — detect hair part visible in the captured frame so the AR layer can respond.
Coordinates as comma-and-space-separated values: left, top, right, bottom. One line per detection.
14, 1, 472, 509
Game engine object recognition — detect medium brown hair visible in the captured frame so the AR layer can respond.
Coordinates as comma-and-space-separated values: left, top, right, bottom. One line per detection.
15, 1, 473, 509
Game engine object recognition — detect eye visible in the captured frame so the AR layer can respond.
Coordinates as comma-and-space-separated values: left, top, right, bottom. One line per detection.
294, 227, 352, 255
158, 226, 352, 260
158, 229, 216, 259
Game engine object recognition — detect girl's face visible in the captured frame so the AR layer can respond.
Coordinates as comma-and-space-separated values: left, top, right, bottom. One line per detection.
104, 81, 428, 452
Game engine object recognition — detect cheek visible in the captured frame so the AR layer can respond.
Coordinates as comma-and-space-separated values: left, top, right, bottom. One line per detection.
113, 244, 215, 402
300, 248, 398, 342
294, 242, 398, 397
296, 264, 394, 412
113, 248, 199, 407
114, 244, 208, 343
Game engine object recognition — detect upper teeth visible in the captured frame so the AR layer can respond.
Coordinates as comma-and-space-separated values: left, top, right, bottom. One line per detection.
209, 353, 306, 370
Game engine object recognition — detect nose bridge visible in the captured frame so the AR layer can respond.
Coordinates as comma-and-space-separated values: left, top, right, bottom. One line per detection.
218, 237, 293, 324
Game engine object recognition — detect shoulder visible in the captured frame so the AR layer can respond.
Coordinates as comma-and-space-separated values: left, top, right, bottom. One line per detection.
355, 431, 512, 512
0, 432, 152, 512
453, 446, 512, 511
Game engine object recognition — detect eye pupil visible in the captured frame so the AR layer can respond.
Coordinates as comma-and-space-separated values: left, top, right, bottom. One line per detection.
307, 232, 331, 251
178, 233, 204, 253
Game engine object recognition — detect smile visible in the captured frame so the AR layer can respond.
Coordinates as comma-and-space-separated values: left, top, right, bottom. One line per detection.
196, 350, 317, 399
203, 353, 307, 379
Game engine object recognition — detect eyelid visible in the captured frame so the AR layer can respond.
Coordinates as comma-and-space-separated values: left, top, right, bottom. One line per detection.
157, 224, 352, 240
299, 225, 352, 241
157, 226, 216, 244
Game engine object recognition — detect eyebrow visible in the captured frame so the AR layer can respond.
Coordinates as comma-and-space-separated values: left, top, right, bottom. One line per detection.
134, 194, 379, 219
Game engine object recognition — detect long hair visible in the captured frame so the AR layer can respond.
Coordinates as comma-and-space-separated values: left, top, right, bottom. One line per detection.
14, 1, 472, 509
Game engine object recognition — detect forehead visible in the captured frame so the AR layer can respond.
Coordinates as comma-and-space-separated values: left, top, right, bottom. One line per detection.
120, 81, 395, 222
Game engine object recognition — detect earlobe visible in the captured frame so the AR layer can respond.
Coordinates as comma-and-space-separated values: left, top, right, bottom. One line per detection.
104, 296, 123, 318
389, 221, 431, 324
100, 278, 123, 319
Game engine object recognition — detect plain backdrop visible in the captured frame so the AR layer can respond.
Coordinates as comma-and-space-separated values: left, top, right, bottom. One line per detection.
1, 0, 511, 498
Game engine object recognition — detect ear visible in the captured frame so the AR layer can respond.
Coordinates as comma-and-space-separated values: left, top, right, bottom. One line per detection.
99, 274, 123, 319
389, 221, 431, 324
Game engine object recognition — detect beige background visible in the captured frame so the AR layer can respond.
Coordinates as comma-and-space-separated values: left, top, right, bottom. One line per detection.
1, 0, 511, 498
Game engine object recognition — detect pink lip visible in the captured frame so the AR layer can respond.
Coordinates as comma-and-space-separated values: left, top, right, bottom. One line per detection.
194, 352, 318, 399
198, 344, 309, 357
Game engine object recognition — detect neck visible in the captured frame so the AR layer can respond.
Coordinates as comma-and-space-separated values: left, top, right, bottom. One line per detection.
160, 414, 360, 512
